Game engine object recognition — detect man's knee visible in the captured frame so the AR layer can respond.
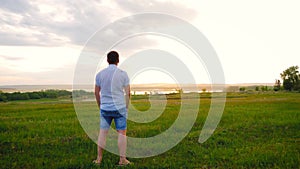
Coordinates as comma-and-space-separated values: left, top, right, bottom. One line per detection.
117, 130, 126, 136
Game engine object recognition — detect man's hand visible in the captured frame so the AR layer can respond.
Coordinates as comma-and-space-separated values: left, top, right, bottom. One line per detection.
95, 85, 101, 109
124, 85, 130, 110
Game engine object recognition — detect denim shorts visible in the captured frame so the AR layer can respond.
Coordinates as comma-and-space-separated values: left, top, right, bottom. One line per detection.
100, 108, 127, 130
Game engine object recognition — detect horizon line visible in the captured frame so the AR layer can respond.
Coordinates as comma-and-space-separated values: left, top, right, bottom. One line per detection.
0, 82, 276, 87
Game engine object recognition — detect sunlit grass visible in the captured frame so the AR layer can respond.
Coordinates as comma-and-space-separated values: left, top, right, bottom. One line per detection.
0, 92, 299, 168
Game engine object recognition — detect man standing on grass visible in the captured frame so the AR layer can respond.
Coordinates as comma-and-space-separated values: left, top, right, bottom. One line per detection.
94, 51, 131, 166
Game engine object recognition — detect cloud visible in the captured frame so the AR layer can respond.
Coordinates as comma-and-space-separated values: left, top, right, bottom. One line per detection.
0, 55, 24, 61
0, 0, 198, 47
115, 0, 198, 20
0, 0, 34, 14
0, 0, 201, 85
0, 0, 112, 46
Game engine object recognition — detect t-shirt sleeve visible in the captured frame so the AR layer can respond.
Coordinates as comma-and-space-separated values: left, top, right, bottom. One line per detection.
95, 73, 101, 87
123, 72, 130, 87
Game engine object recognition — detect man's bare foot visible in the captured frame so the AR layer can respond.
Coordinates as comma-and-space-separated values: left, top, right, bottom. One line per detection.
93, 157, 102, 165
118, 158, 131, 166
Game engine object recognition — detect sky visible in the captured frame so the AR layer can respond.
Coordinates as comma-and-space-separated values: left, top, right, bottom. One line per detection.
0, 0, 300, 85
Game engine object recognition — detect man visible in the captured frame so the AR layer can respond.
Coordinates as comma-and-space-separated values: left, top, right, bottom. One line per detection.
94, 51, 131, 166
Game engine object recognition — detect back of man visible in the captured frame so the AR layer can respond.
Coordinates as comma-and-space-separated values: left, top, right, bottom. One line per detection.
94, 51, 131, 166
96, 64, 129, 111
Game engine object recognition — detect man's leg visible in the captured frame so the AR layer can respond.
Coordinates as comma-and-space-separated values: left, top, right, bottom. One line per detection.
117, 130, 130, 165
95, 129, 109, 164
95, 111, 113, 164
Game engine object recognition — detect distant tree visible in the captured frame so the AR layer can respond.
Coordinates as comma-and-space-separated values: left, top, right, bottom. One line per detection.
273, 79, 281, 91
44, 90, 58, 98
255, 86, 259, 91
239, 87, 246, 92
280, 65, 300, 91
296, 81, 300, 91
261, 86, 268, 91
28, 92, 41, 99
0, 89, 73, 102
72, 90, 93, 98
57, 90, 71, 97
20, 93, 30, 100
0, 93, 7, 102
7, 92, 30, 100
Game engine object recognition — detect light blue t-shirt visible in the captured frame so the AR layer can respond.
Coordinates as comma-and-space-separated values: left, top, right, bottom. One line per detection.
95, 64, 129, 111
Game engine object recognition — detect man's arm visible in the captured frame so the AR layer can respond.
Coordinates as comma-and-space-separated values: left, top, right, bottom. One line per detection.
124, 85, 130, 109
95, 85, 101, 109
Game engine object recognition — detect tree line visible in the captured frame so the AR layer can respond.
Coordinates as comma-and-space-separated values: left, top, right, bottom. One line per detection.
0, 89, 72, 102
275, 65, 300, 91
238, 65, 299, 92
0, 65, 298, 102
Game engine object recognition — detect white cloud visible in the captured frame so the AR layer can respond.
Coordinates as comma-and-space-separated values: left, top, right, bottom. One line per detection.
115, 0, 198, 20
0, 0, 299, 85
0, 0, 198, 46
0, 0, 111, 46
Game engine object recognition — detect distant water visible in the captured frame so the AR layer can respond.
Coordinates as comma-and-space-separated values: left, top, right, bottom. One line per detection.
0, 84, 207, 94
0, 85, 75, 93
0, 83, 272, 93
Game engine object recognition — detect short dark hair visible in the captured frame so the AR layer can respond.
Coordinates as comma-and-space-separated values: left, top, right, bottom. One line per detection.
107, 51, 119, 64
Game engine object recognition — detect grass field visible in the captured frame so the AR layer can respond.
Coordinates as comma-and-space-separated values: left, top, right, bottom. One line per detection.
0, 92, 299, 168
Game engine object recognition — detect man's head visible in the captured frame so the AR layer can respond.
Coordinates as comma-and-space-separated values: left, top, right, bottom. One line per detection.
107, 51, 119, 65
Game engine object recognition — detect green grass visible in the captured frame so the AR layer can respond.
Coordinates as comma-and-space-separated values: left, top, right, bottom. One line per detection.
0, 92, 299, 168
